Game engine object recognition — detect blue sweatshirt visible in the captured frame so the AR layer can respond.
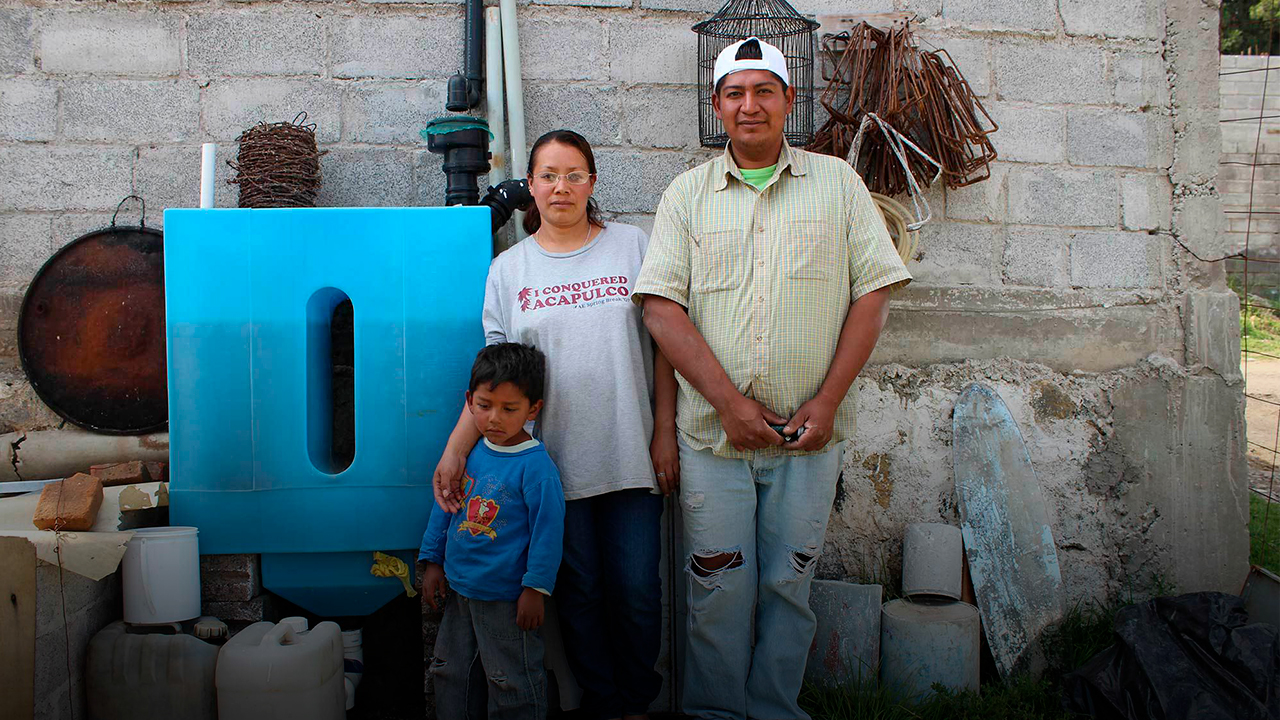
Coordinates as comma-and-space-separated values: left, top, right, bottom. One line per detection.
419, 438, 565, 602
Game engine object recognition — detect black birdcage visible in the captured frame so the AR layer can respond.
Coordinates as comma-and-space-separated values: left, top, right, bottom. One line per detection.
692, 0, 818, 148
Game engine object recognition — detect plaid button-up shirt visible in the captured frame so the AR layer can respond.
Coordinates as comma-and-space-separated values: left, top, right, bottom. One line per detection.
633, 142, 912, 458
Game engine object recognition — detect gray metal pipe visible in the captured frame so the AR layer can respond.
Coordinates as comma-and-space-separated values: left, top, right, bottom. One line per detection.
0, 429, 168, 483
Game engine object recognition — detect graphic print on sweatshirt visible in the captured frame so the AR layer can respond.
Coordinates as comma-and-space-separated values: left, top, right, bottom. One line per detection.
517, 274, 632, 313
454, 471, 515, 541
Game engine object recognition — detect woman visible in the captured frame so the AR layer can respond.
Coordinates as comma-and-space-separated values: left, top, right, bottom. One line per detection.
433, 129, 678, 720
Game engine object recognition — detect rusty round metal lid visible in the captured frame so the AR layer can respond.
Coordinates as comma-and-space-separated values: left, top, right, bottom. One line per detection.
18, 202, 167, 435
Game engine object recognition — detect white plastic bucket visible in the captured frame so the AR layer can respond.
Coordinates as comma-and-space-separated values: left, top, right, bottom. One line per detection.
122, 526, 201, 624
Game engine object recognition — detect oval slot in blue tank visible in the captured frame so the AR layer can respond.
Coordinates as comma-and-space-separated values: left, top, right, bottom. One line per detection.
307, 287, 354, 475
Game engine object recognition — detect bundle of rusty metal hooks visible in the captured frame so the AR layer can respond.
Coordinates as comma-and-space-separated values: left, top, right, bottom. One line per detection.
811, 22, 998, 197
227, 112, 324, 208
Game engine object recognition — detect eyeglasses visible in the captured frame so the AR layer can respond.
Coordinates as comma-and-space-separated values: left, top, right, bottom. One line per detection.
531, 171, 593, 186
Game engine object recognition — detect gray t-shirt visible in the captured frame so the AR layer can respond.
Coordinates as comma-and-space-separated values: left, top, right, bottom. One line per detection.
482, 222, 656, 500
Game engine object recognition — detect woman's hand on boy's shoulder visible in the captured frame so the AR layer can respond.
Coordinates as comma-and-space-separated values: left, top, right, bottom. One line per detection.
516, 587, 545, 631
421, 562, 448, 611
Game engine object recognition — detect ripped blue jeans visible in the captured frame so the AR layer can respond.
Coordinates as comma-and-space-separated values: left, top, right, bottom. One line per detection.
430, 593, 546, 720
677, 437, 844, 720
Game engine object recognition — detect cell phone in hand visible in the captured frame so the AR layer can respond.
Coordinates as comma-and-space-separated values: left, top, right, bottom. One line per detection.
769, 424, 805, 443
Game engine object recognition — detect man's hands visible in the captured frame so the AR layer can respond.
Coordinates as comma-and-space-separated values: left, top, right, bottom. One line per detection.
780, 395, 838, 451
720, 395, 789, 451
421, 562, 448, 611
433, 450, 467, 513
516, 588, 545, 631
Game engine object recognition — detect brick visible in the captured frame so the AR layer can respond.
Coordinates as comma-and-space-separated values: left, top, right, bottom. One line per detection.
0, 8, 33, 75
1067, 108, 1173, 169
40, 12, 179, 76
0, 79, 56, 142
33, 474, 103, 531
332, 15, 461, 79
913, 221, 1003, 286
1114, 52, 1171, 110
607, 18, 696, 85
345, 81, 446, 145
525, 83, 623, 147
517, 17, 606, 82
946, 163, 1006, 223
188, 12, 324, 78
0, 147, 133, 212
1003, 227, 1070, 287
622, 85, 700, 149
200, 554, 262, 602
145, 461, 168, 482
1120, 172, 1172, 231
89, 461, 153, 487
593, 149, 700, 214
942, 0, 1057, 31
202, 595, 273, 625
136, 144, 239, 217
994, 42, 1109, 105
1062, 0, 1163, 39
203, 78, 343, 144
1069, 231, 1164, 288
62, 79, 199, 143
0, 215, 52, 284
984, 102, 1063, 164
1007, 166, 1117, 227
317, 148, 414, 207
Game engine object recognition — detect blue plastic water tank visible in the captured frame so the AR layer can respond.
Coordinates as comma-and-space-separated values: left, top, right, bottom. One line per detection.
164, 207, 491, 616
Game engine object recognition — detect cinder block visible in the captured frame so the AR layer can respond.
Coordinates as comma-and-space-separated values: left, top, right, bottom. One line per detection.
525, 82, 624, 147
188, 12, 324, 77
0, 79, 55, 143
621, 85, 699, 149
0, 9, 34, 75
639, 0, 719, 9
1115, 52, 1171, 110
1173, 193, 1225, 260
1171, 110, 1222, 186
518, 17, 606, 82
945, 163, 1006, 223
89, 461, 153, 487
200, 554, 263, 602
317, 148, 415, 208
1069, 231, 1164, 288
1006, 166, 1118, 227
413, 150, 449, 208
1002, 228, 1069, 287
1166, 0, 1223, 111
1120, 172, 1172, 231
1185, 292, 1242, 382
1067, 108, 1173, 169
993, 42, 1109, 104
203, 595, 274, 625
331, 15, 461, 79
942, 0, 1056, 31
607, 18, 695, 85
40, 12, 179, 76
202, 78, 343, 143
984, 102, 1063, 164
33, 474, 104, 531
0, 214, 52, 284
593, 149, 698, 215
0, 146, 133, 212
913, 221, 1003, 286
611, 213, 656, 236
136, 144, 238, 216
922, 35, 990, 97
535, 0, 628, 8
1061, 0, 1164, 39
62, 79, 199, 143
344, 80, 446, 145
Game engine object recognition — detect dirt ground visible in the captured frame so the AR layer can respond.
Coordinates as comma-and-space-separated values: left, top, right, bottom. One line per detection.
1243, 356, 1280, 501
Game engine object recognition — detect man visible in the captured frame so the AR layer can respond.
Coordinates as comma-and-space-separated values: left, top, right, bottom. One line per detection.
632, 37, 911, 719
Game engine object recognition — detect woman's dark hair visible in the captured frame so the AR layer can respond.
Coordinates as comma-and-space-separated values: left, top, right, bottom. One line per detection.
523, 129, 606, 235
469, 342, 547, 404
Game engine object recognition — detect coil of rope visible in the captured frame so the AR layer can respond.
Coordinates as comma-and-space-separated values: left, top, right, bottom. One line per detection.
873, 192, 919, 265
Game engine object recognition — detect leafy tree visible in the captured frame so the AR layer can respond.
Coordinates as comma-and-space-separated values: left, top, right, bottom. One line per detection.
1223, 0, 1280, 54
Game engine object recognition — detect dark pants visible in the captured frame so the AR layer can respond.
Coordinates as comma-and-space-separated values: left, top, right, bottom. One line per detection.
431, 593, 547, 720
556, 488, 664, 719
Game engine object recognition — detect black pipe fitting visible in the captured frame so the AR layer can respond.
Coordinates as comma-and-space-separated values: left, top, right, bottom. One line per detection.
425, 117, 491, 207
446, 0, 485, 111
479, 179, 533, 234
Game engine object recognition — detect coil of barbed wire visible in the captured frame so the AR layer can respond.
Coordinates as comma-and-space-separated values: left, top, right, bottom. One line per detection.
227, 112, 325, 208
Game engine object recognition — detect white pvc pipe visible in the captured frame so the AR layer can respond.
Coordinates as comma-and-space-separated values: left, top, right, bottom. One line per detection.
0, 430, 169, 483
500, 0, 527, 239
485, 7, 507, 188
200, 143, 216, 209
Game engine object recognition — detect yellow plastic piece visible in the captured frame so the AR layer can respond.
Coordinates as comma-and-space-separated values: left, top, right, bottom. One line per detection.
370, 551, 417, 598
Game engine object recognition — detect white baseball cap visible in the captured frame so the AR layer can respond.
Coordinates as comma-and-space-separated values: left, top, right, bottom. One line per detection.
713, 37, 790, 89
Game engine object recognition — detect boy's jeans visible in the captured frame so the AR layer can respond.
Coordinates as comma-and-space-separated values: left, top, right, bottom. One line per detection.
677, 437, 844, 720
431, 593, 547, 720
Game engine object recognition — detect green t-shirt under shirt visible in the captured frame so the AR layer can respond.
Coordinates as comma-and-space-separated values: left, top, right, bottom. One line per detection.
739, 164, 777, 190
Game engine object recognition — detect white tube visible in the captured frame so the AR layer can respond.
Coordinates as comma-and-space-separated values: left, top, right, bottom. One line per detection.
200, 143, 216, 209
500, 0, 527, 239
485, 7, 507, 188
0, 430, 169, 483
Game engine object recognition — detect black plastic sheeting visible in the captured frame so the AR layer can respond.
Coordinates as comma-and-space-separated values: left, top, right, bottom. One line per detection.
1064, 592, 1279, 720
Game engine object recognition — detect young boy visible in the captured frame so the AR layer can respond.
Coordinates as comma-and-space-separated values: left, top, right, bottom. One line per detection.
419, 342, 564, 720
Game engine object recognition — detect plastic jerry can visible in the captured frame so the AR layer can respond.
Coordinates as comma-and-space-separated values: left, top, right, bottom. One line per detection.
85, 621, 219, 720
216, 620, 345, 720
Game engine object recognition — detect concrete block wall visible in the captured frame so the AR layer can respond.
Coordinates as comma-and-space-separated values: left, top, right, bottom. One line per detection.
1219, 55, 1280, 292
0, 0, 1247, 606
